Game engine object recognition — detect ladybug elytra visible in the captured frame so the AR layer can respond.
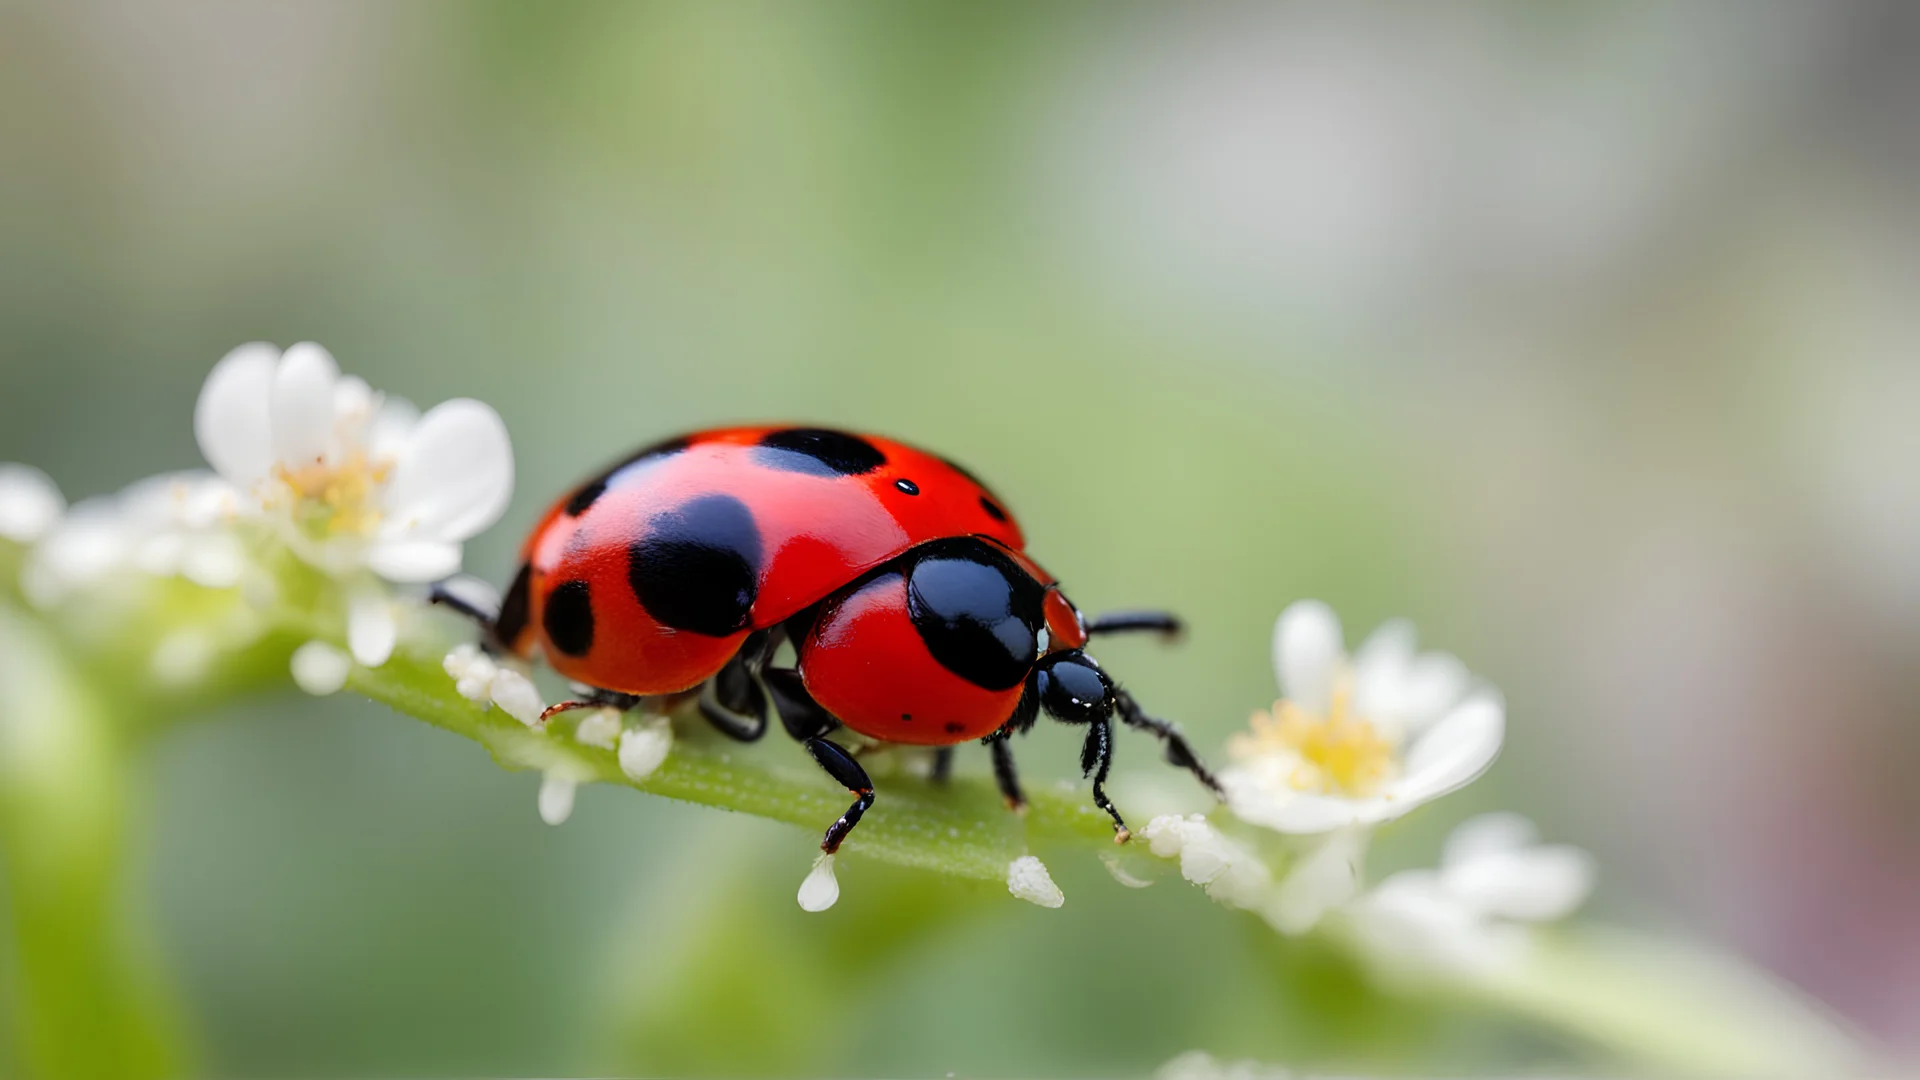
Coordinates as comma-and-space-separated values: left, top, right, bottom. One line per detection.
437, 425, 1218, 853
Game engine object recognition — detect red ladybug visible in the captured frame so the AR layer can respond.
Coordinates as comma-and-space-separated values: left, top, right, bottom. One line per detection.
438, 426, 1218, 853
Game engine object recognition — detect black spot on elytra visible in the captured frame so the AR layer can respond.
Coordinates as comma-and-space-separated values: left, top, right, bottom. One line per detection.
495, 563, 533, 646
569, 436, 691, 516
944, 721, 965, 735
629, 493, 762, 636
979, 496, 1008, 523
906, 537, 1043, 691
542, 579, 595, 656
752, 428, 886, 477
901, 713, 913, 723
565, 480, 607, 517
894, 478, 919, 495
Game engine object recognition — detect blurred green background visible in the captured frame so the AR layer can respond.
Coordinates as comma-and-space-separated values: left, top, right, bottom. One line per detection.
3, 2, 1917, 1076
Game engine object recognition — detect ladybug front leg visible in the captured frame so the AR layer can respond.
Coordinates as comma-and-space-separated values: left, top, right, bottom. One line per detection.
1084, 609, 1183, 639
1113, 688, 1223, 797
806, 737, 875, 855
1079, 715, 1129, 842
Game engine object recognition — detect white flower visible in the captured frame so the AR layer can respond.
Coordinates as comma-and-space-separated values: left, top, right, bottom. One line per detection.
194, 341, 513, 585
20, 471, 246, 607
1007, 854, 1065, 908
798, 853, 840, 912
0, 464, 64, 543
1219, 601, 1504, 834
1342, 813, 1595, 984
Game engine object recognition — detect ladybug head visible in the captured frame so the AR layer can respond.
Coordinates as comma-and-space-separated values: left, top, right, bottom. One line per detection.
1032, 650, 1114, 725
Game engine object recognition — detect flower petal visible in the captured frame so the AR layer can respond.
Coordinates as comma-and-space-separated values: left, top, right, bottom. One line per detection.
1222, 771, 1362, 834
1266, 827, 1368, 934
1393, 652, 1471, 733
269, 342, 340, 467
1444, 844, 1595, 923
347, 585, 398, 667
0, 463, 65, 543
364, 539, 462, 583
194, 342, 279, 485
1389, 690, 1505, 811
1441, 811, 1538, 866
367, 396, 420, 462
381, 398, 513, 543
329, 375, 377, 462
1273, 599, 1343, 713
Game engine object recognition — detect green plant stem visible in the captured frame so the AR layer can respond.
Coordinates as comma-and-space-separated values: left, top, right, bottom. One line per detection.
1478, 927, 1867, 1076
349, 640, 1124, 883
0, 608, 187, 1080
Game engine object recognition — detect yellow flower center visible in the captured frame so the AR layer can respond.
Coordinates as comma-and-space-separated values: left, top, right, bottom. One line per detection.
271, 451, 390, 539
1231, 684, 1396, 797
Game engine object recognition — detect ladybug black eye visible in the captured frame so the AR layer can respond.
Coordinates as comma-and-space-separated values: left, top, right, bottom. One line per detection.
1034, 651, 1112, 724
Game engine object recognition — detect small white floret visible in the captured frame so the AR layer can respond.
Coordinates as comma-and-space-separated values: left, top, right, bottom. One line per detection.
346, 585, 398, 668
0, 463, 65, 543
798, 852, 840, 912
573, 706, 623, 750
537, 771, 578, 825
443, 643, 499, 704
1007, 855, 1065, 908
617, 716, 673, 781
489, 668, 545, 726
290, 640, 352, 696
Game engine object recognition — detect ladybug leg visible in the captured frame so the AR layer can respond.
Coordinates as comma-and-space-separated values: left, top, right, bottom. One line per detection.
540, 687, 643, 725
984, 732, 1026, 812
697, 630, 777, 742
928, 747, 954, 785
982, 681, 1037, 811
806, 737, 875, 855
1084, 610, 1183, 639
428, 583, 495, 628
762, 667, 840, 742
1079, 716, 1129, 842
429, 564, 531, 654
1113, 689, 1224, 797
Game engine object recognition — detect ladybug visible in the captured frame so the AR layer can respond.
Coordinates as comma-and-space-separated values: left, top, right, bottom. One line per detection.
436, 426, 1219, 853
